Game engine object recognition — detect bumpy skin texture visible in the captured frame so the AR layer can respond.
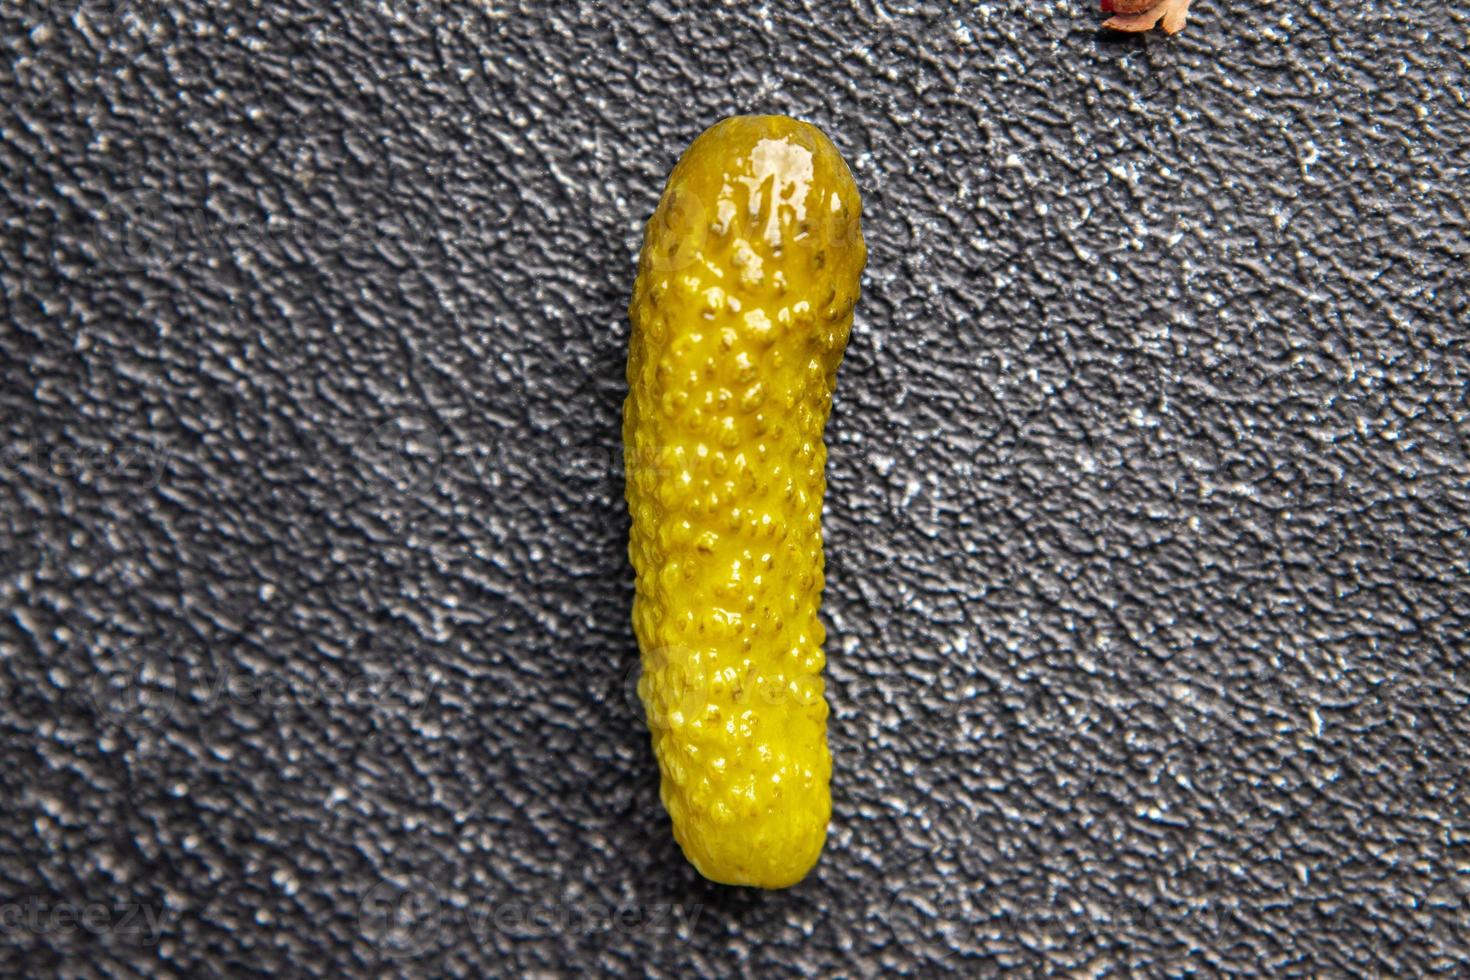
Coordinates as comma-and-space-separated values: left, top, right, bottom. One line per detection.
624, 116, 865, 888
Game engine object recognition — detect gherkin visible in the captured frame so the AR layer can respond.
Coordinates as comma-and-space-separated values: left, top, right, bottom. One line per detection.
623, 115, 865, 888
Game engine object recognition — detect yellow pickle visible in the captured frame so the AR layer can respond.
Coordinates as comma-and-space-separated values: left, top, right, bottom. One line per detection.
623, 115, 866, 888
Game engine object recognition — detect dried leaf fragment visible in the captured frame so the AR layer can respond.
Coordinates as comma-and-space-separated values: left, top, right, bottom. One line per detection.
1100, 0, 1192, 34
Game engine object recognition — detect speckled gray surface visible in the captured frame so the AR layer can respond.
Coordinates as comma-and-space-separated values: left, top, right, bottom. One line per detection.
2, 0, 1468, 975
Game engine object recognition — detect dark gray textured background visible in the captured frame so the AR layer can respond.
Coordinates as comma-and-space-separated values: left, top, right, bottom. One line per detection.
3, 0, 1468, 974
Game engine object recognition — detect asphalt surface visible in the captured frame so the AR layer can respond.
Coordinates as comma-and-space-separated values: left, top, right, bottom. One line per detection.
2, 0, 1467, 975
